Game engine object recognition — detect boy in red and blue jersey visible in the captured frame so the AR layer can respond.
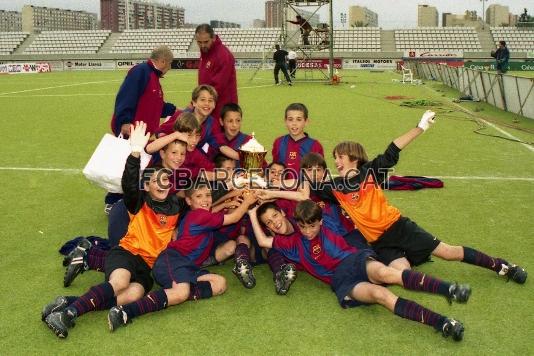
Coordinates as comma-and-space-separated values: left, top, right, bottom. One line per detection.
156, 84, 222, 154
147, 112, 216, 181
271, 103, 323, 178
207, 103, 252, 162
105, 184, 257, 332
250, 200, 471, 341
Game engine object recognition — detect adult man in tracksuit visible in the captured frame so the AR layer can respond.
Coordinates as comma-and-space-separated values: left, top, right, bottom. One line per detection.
107, 45, 176, 213
195, 24, 238, 120
111, 45, 176, 137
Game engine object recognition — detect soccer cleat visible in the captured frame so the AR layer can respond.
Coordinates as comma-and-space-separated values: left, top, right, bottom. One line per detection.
441, 318, 464, 341
44, 308, 76, 339
447, 283, 471, 304
108, 306, 130, 332
232, 259, 256, 289
499, 264, 527, 284
274, 263, 297, 295
41, 296, 69, 322
63, 239, 91, 287
62, 238, 92, 266
200, 255, 219, 268
288, 82, 293, 86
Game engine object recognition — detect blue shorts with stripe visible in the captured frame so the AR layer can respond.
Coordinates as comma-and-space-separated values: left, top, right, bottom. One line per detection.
152, 248, 209, 289
331, 249, 377, 308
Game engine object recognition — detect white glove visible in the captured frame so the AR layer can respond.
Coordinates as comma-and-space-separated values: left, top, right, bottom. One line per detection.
129, 121, 150, 153
417, 110, 436, 131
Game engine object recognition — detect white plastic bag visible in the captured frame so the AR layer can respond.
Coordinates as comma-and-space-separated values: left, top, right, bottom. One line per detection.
83, 134, 151, 193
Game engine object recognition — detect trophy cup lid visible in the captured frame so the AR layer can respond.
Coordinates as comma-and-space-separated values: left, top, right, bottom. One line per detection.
240, 132, 266, 153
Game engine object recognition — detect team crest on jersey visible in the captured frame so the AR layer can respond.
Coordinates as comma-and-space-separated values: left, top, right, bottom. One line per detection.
159, 215, 167, 226
205, 61, 211, 69
350, 193, 359, 201
317, 201, 326, 209
312, 243, 321, 257
289, 151, 297, 160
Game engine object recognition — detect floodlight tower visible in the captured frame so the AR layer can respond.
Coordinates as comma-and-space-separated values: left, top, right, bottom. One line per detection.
280, 0, 334, 82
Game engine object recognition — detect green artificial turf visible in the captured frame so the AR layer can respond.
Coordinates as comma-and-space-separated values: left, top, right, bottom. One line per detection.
0, 69, 533, 355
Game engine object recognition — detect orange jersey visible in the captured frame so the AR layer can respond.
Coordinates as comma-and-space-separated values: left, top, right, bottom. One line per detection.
120, 202, 180, 268
333, 176, 400, 243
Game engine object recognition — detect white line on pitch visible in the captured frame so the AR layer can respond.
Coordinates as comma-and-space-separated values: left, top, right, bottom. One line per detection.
0, 79, 121, 96
0, 84, 275, 98
0, 93, 116, 98
479, 119, 534, 153
434, 175, 534, 182
0, 167, 81, 173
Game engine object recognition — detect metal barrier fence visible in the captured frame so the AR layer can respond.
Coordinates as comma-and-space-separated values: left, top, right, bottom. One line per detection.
408, 62, 534, 120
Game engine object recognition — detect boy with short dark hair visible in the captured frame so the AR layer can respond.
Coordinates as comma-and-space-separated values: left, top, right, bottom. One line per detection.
107, 184, 257, 331
207, 103, 251, 160
272, 103, 323, 176
43, 122, 187, 339
147, 112, 215, 179
313, 110, 527, 283
250, 200, 471, 341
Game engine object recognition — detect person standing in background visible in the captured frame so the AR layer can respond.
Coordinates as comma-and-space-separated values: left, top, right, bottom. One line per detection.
491, 41, 510, 74
273, 45, 292, 86
287, 49, 297, 79
195, 24, 238, 119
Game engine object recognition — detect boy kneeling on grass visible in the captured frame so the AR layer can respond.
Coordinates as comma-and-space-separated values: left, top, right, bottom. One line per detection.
42, 122, 187, 338
250, 200, 471, 341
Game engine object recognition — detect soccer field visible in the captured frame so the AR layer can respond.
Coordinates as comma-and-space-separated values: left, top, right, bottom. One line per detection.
1, 69, 533, 355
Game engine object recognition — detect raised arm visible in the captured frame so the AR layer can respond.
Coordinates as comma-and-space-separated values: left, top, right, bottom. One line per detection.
256, 181, 310, 202
393, 110, 435, 149
222, 190, 257, 226
220, 145, 239, 160
122, 122, 150, 214
248, 206, 274, 249
145, 131, 188, 154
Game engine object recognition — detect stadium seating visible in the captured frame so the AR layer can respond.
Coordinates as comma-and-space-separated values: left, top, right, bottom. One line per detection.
0, 32, 29, 55
332, 28, 381, 52
490, 27, 534, 52
215, 28, 280, 53
111, 28, 195, 54
394, 27, 481, 51
24, 30, 111, 54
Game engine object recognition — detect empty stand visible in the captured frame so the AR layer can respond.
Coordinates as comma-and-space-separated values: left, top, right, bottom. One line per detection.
215, 28, 280, 53
111, 28, 195, 54
490, 27, 534, 52
0, 32, 30, 55
333, 28, 381, 52
24, 30, 110, 54
395, 27, 481, 51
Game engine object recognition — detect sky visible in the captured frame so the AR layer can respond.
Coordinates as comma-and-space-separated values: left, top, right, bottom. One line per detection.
3, 0, 532, 28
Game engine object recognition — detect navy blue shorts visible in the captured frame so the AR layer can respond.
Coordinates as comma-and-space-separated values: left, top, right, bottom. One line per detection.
210, 232, 230, 258
331, 249, 377, 308
152, 248, 209, 289
107, 200, 129, 247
